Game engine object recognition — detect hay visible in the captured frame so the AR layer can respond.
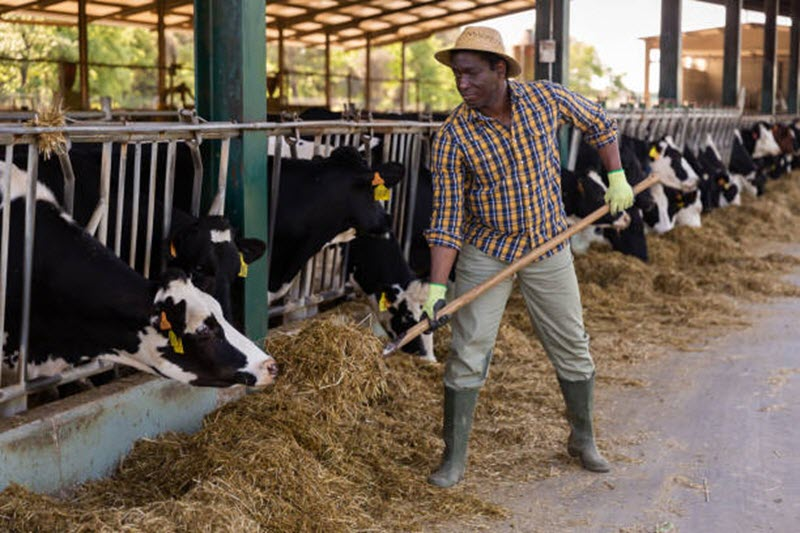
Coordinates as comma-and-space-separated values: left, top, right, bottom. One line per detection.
3, 174, 800, 532
27, 100, 67, 160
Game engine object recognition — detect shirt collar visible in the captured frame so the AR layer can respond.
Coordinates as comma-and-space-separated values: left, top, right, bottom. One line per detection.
463, 79, 522, 125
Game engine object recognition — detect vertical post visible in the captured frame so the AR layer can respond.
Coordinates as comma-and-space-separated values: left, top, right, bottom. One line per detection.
552, 0, 569, 85
762, 0, 779, 114
534, 0, 552, 80
400, 41, 406, 114
644, 41, 652, 108
365, 34, 372, 112
278, 25, 285, 106
194, 0, 268, 340
789, 0, 800, 112
78, 0, 89, 109
722, 0, 742, 107
325, 32, 332, 110
157, 0, 167, 110
659, 0, 682, 106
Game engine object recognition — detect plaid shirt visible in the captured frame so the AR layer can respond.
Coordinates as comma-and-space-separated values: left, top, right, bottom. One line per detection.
425, 79, 618, 263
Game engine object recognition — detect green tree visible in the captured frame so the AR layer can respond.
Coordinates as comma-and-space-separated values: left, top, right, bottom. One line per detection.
567, 39, 632, 105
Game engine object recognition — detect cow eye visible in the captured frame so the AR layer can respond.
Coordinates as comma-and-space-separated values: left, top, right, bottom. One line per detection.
196, 323, 212, 336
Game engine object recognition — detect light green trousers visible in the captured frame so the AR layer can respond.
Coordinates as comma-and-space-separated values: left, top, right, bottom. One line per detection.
444, 244, 595, 390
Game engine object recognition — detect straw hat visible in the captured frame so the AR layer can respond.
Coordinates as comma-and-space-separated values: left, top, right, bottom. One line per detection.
435, 26, 522, 78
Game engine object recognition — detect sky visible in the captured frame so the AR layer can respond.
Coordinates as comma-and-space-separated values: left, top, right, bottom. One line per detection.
480, 0, 790, 95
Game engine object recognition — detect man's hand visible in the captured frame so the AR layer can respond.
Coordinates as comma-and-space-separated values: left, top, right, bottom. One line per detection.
604, 169, 634, 214
422, 283, 449, 332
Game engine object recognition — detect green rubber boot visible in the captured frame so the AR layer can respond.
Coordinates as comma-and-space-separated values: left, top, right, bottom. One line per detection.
557, 374, 610, 473
427, 387, 479, 488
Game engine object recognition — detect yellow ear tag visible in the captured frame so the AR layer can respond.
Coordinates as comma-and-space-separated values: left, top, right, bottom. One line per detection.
648, 146, 661, 160
169, 241, 177, 258
238, 252, 248, 278
378, 292, 389, 312
168, 330, 184, 354
374, 184, 391, 201
159, 311, 172, 331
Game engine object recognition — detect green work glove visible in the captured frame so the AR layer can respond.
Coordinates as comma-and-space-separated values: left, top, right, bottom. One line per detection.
422, 283, 449, 332
604, 169, 634, 214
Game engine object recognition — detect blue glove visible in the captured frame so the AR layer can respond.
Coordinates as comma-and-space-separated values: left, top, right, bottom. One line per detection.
422, 283, 449, 332
605, 169, 634, 214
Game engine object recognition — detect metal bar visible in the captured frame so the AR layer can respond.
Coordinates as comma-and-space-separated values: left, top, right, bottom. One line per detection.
98, 141, 113, 245
129, 143, 142, 269
143, 142, 158, 278
216, 137, 230, 214
0, 145, 12, 376
56, 147, 76, 216
114, 143, 128, 257
161, 140, 177, 273
188, 140, 203, 217
19, 144, 38, 385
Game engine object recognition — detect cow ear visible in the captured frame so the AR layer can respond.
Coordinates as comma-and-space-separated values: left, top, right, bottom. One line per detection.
236, 237, 267, 264
152, 295, 187, 334
373, 161, 405, 188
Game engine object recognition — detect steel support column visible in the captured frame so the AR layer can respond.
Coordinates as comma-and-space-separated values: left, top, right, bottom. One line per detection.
325, 33, 332, 110
659, 0, 682, 106
552, 0, 569, 85
157, 0, 167, 110
534, 0, 551, 80
78, 0, 89, 109
789, 0, 800, 112
194, 0, 268, 340
365, 34, 372, 112
762, 0, 778, 114
722, 0, 742, 107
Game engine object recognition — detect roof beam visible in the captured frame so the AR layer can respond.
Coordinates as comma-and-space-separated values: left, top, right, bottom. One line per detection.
330, 0, 534, 47
276, 0, 366, 26
86, 0, 191, 24
0, 0, 66, 17
288, 0, 447, 41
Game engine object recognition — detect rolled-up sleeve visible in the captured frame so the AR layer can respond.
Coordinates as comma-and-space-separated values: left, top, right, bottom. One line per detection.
425, 127, 464, 250
549, 81, 618, 149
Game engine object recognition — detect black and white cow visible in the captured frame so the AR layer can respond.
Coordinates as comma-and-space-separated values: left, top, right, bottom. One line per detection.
562, 136, 654, 261
268, 146, 405, 300
1, 162, 278, 388
729, 129, 767, 197
347, 232, 435, 362
633, 135, 702, 233
15, 143, 267, 324
738, 121, 784, 179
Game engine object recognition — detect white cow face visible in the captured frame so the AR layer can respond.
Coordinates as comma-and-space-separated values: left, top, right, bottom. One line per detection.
650, 136, 700, 191
751, 123, 782, 159
109, 273, 279, 387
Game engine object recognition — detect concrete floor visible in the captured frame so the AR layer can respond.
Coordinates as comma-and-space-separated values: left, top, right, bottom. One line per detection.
432, 271, 800, 533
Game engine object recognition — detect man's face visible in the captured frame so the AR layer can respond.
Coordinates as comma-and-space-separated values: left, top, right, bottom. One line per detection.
450, 51, 505, 111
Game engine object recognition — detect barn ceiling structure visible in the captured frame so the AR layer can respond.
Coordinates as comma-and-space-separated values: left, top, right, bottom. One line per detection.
1, 0, 799, 112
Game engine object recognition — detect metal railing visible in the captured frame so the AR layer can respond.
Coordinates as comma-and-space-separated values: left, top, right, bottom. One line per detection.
3, 106, 799, 418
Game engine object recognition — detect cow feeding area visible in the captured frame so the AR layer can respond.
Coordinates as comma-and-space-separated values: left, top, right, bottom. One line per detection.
2, 174, 800, 532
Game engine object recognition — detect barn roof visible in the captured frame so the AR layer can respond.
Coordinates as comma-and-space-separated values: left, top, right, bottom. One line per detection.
0, 0, 537, 50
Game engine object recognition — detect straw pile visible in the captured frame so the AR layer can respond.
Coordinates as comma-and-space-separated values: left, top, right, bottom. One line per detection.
27, 100, 67, 160
2, 175, 800, 532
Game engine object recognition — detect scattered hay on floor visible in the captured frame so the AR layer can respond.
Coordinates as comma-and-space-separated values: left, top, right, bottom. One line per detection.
3, 175, 800, 532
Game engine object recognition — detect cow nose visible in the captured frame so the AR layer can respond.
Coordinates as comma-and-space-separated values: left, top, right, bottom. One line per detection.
264, 359, 280, 378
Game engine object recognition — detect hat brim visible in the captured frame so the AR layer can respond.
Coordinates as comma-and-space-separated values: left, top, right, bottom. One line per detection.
434, 48, 522, 78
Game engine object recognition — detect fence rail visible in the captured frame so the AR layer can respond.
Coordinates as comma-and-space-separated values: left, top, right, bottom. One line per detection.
1, 107, 797, 418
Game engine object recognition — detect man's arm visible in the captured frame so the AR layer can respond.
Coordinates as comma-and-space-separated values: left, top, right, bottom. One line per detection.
597, 140, 623, 172
429, 245, 459, 285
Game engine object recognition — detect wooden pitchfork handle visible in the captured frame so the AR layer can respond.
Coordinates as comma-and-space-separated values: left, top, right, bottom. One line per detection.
381, 173, 660, 357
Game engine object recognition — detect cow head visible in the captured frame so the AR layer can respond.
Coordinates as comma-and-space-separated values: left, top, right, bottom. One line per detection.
119, 270, 278, 387
748, 122, 782, 159
375, 280, 436, 363
649, 136, 699, 191
325, 146, 404, 236
167, 215, 266, 322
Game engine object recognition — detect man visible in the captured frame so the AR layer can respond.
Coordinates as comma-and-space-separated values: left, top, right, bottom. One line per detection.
422, 26, 633, 488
